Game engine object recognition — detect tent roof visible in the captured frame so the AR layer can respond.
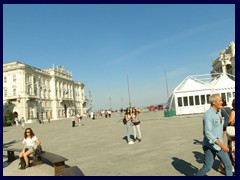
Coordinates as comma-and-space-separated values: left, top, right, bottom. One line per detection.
174, 76, 210, 92
173, 73, 235, 93
210, 73, 235, 89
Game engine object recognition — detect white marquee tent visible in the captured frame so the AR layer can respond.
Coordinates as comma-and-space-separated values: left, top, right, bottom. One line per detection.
165, 73, 235, 115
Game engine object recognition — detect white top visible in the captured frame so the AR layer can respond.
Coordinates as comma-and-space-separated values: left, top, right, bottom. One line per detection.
23, 136, 38, 149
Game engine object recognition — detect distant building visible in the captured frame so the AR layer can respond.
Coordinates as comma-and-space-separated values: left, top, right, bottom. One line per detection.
3, 61, 86, 122
211, 41, 235, 79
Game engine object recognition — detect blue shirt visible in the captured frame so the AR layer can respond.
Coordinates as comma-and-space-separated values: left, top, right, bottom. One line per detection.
202, 107, 224, 151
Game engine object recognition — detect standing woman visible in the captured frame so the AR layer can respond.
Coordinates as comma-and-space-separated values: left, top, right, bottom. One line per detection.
221, 99, 231, 139
226, 98, 235, 174
228, 99, 235, 126
19, 128, 41, 169
124, 108, 134, 144
131, 107, 142, 142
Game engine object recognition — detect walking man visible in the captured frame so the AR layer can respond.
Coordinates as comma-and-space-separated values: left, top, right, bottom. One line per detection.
195, 94, 232, 176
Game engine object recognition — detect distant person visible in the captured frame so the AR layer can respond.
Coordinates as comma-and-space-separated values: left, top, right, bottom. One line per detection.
124, 108, 134, 144
195, 94, 232, 176
47, 115, 51, 123
77, 113, 81, 125
72, 117, 76, 127
15, 118, 19, 126
104, 110, 108, 118
19, 128, 41, 169
108, 110, 111, 118
90, 112, 94, 119
40, 118, 44, 124
20, 117, 25, 130
131, 107, 142, 142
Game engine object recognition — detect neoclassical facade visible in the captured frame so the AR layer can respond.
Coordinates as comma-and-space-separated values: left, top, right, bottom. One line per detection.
211, 41, 235, 78
3, 61, 86, 122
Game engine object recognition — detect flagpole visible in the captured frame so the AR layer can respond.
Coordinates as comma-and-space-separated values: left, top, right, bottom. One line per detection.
165, 70, 169, 98
127, 73, 132, 108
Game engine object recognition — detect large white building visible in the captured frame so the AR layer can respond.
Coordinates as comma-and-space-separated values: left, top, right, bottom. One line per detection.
211, 41, 235, 78
3, 62, 86, 122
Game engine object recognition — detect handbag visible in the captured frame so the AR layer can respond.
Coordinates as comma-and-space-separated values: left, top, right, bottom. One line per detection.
123, 118, 127, 125
133, 121, 140, 125
226, 126, 235, 140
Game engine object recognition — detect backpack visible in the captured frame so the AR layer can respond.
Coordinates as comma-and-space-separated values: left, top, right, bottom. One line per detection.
33, 145, 43, 156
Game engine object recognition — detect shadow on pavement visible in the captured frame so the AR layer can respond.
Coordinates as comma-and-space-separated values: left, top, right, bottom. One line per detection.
171, 157, 198, 176
193, 139, 203, 145
3, 140, 21, 148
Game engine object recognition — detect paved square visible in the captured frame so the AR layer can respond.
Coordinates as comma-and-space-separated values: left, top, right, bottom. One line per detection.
3, 110, 224, 176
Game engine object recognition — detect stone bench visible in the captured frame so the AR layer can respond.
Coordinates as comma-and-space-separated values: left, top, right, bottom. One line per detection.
34, 151, 68, 176
3, 147, 22, 162
61, 166, 85, 176
4, 148, 68, 176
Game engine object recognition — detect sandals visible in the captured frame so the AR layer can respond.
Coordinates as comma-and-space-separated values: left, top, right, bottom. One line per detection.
218, 164, 225, 175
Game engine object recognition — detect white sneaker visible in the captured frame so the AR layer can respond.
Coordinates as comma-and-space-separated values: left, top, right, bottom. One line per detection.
128, 141, 134, 144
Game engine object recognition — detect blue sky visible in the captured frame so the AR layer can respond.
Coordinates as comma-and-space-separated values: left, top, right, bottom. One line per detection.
3, 4, 235, 111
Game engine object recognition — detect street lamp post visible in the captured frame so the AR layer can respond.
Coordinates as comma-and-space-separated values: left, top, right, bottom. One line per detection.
121, 97, 123, 109
109, 96, 112, 110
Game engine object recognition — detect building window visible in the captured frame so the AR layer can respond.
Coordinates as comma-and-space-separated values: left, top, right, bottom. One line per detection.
177, 97, 182, 107
13, 89, 16, 96
201, 95, 205, 105
195, 95, 200, 105
4, 89, 7, 97
221, 93, 226, 100
27, 86, 31, 95
189, 96, 194, 106
4, 77, 7, 83
206, 94, 210, 104
227, 92, 232, 102
183, 96, 188, 106
13, 74, 16, 82
34, 88, 37, 96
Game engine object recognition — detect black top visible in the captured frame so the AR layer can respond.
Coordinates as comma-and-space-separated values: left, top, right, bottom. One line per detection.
221, 107, 231, 128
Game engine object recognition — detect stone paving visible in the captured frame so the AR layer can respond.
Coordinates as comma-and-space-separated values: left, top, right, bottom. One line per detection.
3, 110, 225, 176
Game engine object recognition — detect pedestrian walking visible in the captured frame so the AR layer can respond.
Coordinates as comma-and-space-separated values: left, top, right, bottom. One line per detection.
195, 94, 232, 176
47, 115, 51, 123
20, 117, 25, 130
